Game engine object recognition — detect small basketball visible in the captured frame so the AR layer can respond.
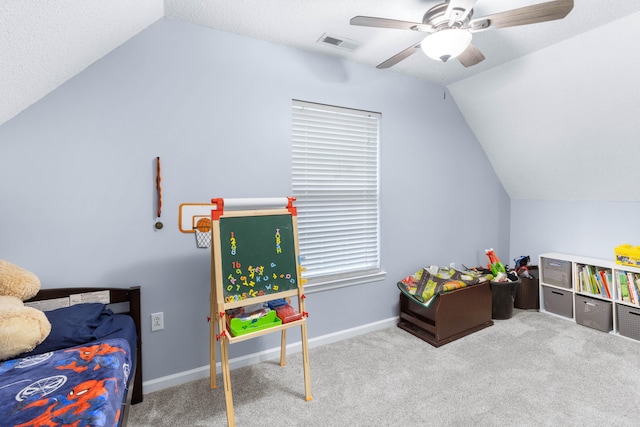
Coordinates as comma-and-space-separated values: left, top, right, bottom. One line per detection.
196, 218, 212, 232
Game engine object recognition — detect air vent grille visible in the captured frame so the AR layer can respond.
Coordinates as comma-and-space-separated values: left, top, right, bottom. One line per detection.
317, 33, 362, 52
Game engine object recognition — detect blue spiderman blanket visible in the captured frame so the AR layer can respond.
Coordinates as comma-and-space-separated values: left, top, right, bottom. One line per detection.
0, 338, 132, 427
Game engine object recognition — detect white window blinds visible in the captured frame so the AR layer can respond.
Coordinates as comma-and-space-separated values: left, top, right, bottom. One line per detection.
292, 100, 381, 284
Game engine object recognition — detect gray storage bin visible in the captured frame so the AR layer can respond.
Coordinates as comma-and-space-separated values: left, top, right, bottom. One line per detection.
541, 257, 572, 289
542, 285, 573, 318
575, 294, 612, 332
616, 304, 640, 341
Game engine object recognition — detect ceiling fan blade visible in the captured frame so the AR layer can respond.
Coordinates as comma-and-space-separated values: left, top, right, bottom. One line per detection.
445, 0, 478, 22
470, 0, 574, 31
457, 43, 485, 67
350, 16, 433, 32
376, 42, 421, 69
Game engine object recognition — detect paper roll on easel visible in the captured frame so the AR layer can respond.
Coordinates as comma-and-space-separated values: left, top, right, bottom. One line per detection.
222, 197, 289, 210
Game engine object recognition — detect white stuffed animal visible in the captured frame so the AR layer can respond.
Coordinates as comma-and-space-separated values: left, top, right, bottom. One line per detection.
0, 259, 51, 360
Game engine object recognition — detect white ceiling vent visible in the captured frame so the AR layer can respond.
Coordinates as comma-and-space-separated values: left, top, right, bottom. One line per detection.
317, 33, 362, 52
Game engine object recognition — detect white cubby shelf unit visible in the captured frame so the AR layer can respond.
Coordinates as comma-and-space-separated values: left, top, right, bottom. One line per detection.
539, 252, 640, 342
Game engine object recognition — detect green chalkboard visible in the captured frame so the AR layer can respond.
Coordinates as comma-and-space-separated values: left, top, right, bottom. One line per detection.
219, 214, 298, 303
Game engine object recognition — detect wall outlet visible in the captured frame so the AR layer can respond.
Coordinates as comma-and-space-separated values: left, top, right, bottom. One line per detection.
151, 312, 164, 331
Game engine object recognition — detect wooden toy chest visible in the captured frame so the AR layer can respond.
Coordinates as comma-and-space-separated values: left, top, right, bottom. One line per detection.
398, 282, 493, 347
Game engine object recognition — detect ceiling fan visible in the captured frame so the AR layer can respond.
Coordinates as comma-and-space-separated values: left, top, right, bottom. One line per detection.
350, 0, 574, 68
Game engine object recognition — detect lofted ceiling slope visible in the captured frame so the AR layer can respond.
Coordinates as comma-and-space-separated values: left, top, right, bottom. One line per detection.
2, 1, 639, 201
0, 0, 163, 126
449, 10, 640, 201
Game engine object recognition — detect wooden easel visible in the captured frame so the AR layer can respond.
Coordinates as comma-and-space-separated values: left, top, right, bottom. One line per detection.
208, 197, 312, 426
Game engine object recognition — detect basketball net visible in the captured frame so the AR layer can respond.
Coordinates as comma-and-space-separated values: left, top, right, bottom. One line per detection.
195, 218, 212, 248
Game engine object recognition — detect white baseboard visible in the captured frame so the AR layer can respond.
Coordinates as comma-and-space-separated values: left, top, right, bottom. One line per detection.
142, 316, 398, 394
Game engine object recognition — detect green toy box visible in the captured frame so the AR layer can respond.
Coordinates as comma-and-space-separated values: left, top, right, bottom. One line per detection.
228, 310, 282, 337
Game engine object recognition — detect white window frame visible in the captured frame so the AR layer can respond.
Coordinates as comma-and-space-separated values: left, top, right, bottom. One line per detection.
292, 99, 386, 293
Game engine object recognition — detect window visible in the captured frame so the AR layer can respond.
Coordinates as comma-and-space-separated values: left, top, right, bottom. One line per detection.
292, 100, 385, 290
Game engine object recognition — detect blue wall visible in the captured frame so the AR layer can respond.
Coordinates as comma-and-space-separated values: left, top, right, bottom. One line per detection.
510, 200, 640, 263
0, 18, 509, 383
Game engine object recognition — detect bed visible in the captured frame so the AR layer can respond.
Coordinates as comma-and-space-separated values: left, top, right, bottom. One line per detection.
0, 286, 142, 427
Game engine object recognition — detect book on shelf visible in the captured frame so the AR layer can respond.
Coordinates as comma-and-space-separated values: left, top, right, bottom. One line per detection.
595, 269, 610, 298
579, 264, 611, 298
576, 265, 583, 292
592, 269, 599, 294
579, 265, 591, 293
626, 271, 639, 306
592, 267, 601, 294
577, 265, 583, 292
588, 265, 598, 294
605, 269, 612, 298
600, 270, 611, 299
619, 271, 631, 302
578, 265, 594, 295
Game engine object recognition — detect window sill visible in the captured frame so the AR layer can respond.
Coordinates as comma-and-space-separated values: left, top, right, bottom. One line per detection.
304, 270, 387, 294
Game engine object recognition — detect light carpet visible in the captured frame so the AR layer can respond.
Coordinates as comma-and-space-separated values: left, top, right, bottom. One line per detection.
128, 310, 640, 426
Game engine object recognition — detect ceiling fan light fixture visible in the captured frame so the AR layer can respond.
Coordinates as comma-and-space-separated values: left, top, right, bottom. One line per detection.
420, 29, 472, 62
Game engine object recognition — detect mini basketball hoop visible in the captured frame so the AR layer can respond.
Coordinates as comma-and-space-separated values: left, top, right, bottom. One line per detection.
195, 218, 212, 248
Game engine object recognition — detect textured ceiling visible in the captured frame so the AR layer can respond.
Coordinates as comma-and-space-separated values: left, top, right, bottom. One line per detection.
165, 0, 640, 85
2, 0, 640, 201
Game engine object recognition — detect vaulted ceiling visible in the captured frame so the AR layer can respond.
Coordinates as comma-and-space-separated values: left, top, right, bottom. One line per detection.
2, 1, 639, 201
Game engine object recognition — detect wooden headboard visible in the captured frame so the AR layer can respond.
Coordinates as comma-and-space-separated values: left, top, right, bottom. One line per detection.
25, 286, 143, 405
